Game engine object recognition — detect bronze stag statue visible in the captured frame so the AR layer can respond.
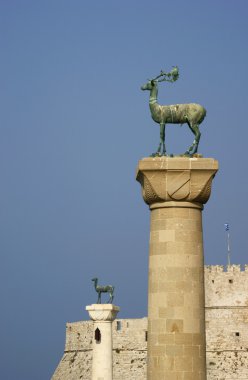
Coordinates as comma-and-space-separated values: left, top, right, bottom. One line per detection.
92, 277, 114, 304
141, 67, 206, 156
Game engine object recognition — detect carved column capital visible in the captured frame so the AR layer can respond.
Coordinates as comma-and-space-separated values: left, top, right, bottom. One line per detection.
86, 304, 120, 322
136, 157, 218, 206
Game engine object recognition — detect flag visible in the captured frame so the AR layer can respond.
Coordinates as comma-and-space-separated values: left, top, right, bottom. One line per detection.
224, 223, 229, 231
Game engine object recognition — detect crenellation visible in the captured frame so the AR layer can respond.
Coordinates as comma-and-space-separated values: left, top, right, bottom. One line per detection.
204, 265, 224, 273
205, 264, 248, 274
226, 264, 241, 273
204, 266, 213, 273
205, 263, 248, 308
52, 265, 248, 379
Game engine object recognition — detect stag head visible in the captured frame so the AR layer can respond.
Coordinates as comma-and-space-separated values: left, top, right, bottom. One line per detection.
141, 66, 179, 91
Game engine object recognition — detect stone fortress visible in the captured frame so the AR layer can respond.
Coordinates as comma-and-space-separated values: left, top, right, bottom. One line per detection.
52, 153, 248, 379
53, 265, 248, 380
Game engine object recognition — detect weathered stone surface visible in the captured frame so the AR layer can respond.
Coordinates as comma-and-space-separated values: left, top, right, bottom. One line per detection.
136, 157, 218, 205
52, 266, 248, 380
205, 265, 248, 379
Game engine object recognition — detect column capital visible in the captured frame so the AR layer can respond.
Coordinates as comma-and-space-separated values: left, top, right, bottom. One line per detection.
136, 157, 218, 206
86, 304, 120, 322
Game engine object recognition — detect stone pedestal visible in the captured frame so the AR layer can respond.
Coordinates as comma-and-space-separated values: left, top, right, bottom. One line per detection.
86, 304, 120, 380
136, 157, 218, 380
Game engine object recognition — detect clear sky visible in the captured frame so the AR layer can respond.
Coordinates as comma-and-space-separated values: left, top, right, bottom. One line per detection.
1, 1, 248, 379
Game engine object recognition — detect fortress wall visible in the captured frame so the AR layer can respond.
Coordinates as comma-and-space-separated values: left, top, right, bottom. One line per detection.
52, 321, 93, 380
113, 318, 147, 380
205, 265, 248, 379
65, 321, 93, 352
52, 265, 248, 380
205, 265, 248, 307
52, 319, 147, 380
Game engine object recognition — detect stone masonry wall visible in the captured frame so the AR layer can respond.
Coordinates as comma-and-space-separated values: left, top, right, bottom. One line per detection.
52, 265, 248, 380
205, 265, 248, 380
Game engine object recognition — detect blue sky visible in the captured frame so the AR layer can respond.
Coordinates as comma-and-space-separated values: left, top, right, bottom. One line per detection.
1, 1, 248, 379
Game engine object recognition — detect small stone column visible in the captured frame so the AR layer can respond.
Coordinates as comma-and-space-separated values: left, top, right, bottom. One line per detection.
86, 304, 120, 380
136, 157, 218, 380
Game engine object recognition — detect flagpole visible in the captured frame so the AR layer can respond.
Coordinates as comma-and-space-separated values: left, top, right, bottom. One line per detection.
224, 223, 231, 266
227, 231, 230, 266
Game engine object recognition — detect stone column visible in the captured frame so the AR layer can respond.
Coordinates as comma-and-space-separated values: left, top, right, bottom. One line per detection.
86, 304, 120, 380
136, 157, 218, 380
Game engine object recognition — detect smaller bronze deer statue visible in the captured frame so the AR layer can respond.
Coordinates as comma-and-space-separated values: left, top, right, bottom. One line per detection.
141, 67, 206, 156
92, 277, 114, 304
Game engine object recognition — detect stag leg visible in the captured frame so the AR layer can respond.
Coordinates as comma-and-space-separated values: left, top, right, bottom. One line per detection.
185, 124, 201, 155
109, 291, 114, 304
97, 292, 101, 304
161, 124, 166, 155
152, 123, 166, 156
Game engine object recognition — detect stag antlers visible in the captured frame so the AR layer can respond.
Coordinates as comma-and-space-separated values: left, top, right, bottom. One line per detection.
150, 66, 179, 83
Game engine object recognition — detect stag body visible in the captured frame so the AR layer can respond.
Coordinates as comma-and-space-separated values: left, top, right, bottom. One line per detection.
141, 68, 206, 156
92, 278, 114, 304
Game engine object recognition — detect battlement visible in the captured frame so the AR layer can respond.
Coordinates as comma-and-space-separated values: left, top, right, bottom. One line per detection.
204, 264, 248, 308
204, 264, 248, 273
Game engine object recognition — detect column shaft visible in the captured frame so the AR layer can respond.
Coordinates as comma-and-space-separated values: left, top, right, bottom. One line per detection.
148, 203, 206, 380
92, 321, 113, 380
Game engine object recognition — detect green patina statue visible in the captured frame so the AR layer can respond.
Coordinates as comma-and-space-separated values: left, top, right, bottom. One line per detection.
141, 67, 206, 156
92, 277, 114, 304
